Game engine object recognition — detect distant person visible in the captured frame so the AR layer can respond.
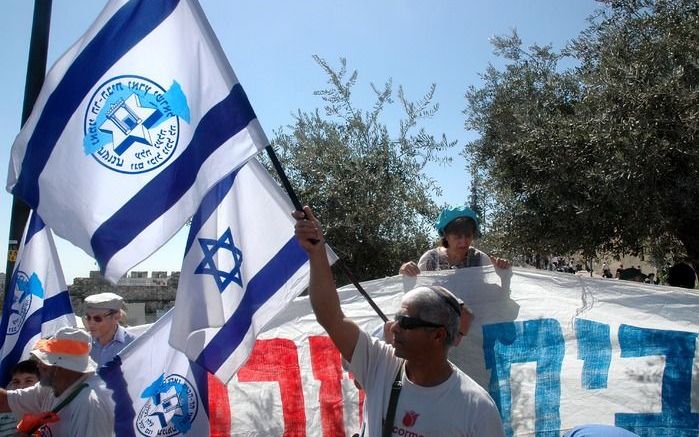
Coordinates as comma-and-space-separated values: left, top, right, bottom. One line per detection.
602, 263, 613, 279
400, 206, 510, 276
667, 262, 697, 289
615, 264, 624, 279
83, 292, 135, 367
0, 360, 39, 436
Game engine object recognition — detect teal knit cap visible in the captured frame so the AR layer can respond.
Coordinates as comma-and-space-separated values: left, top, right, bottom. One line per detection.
435, 206, 479, 235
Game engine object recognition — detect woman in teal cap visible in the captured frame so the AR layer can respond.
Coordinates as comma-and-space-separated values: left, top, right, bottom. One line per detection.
400, 206, 509, 275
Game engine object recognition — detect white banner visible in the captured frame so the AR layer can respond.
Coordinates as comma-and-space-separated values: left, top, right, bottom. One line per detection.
208, 267, 699, 436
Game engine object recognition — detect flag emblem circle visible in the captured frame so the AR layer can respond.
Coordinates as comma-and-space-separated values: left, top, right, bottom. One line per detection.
83, 75, 186, 174
7, 271, 32, 335
136, 373, 199, 436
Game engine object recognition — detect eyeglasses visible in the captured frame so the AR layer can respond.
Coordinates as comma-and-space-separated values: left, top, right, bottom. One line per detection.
83, 311, 115, 323
394, 314, 444, 330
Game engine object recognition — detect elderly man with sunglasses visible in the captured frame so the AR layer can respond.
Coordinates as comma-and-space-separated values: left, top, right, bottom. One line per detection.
83, 293, 135, 367
294, 207, 504, 437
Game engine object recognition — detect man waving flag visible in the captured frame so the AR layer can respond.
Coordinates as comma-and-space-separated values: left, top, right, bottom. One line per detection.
0, 211, 76, 386
170, 158, 333, 382
7, 0, 267, 282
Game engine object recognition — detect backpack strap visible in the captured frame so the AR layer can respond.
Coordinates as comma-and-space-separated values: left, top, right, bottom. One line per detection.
53, 382, 89, 413
382, 361, 404, 437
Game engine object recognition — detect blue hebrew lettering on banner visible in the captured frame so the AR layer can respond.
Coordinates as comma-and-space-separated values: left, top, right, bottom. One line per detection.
615, 324, 699, 436
575, 319, 611, 389
483, 319, 564, 437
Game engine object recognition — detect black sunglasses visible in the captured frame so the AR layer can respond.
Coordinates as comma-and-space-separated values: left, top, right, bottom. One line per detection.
83, 310, 116, 323
394, 314, 444, 330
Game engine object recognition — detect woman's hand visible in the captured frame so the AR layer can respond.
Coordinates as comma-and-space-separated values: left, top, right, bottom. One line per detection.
490, 256, 511, 270
399, 261, 420, 276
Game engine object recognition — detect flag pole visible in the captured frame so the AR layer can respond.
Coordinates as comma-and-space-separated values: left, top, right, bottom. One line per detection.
4, 0, 53, 295
264, 145, 389, 322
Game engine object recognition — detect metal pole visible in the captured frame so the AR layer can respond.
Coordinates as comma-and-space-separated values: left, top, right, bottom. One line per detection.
4, 0, 53, 295
264, 145, 388, 322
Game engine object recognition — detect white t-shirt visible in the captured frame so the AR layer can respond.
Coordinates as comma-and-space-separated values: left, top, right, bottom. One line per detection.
8, 373, 114, 436
350, 330, 505, 437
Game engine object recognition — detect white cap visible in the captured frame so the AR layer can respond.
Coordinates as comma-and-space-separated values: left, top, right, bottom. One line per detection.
30, 327, 97, 373
84, 292, 124, 311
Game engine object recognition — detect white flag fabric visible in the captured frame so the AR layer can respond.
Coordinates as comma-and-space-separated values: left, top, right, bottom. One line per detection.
99, 310, 211, 436
169, 158, 320, 383
0, 211, 76, 386
6, 0, 268, 282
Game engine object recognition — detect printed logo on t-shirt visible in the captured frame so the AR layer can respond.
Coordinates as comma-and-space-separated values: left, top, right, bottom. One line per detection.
402, 410, 420, 427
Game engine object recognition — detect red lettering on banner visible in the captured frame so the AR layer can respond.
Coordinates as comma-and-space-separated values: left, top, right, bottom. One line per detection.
237, 339, 306, 436
207, 373, 231, 437
309, 336, 346, 436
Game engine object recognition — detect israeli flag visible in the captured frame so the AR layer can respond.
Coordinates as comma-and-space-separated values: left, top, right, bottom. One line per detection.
0, 211, 76, 386
99, 311, 213, 436
169, 158, 326, 383
6, 0, 268, 282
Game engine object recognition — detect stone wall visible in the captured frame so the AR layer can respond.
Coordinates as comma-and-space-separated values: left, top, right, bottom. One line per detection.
69, 271, 180, 323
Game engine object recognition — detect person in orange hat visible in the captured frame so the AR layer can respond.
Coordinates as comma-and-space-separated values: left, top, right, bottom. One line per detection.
0, 327, 114, 436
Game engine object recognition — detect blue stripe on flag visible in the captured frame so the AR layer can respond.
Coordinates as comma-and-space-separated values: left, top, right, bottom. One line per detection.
0, 312, 40, 387
0, 291, 74, 386
92, 84, 257, 272
99, 356, 138, 437
190, 360, 210, 421
185, 170, 239, 253
13, 1, 180, 207
195, 237, 308, 372
41, 291, 74, 323
24, 212, 46, 245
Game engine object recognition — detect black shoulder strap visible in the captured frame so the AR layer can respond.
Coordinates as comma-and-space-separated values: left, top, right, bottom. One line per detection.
52, 382, 89, 413
382, 362, 404, 437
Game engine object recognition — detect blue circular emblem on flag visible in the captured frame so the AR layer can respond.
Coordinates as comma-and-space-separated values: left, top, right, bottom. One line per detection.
136, 373, 199, 436
7, 271, 33, 335
83, 75, 190, 174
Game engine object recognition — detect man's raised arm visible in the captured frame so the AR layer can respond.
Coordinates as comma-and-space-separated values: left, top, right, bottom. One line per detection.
293, 206, 359, 362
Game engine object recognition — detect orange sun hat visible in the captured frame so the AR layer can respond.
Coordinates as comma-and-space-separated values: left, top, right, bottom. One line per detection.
31, 327, 97, 373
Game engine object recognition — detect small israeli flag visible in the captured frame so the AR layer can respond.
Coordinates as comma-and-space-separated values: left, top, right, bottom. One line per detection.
169, 158, 332, 383
0, 211, 76, 386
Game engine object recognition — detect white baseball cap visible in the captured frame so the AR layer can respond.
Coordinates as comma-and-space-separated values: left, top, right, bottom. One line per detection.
84, 292, 124, 312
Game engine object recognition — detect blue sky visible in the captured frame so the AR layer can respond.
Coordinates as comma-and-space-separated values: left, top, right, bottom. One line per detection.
0, 0, 599, 283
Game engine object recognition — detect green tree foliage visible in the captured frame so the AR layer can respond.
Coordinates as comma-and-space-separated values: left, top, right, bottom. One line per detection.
272, 57, 455, 282
465, 0, 699, 270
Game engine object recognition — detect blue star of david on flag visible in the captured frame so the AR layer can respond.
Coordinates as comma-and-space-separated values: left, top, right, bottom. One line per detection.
194, 228, 243, 292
